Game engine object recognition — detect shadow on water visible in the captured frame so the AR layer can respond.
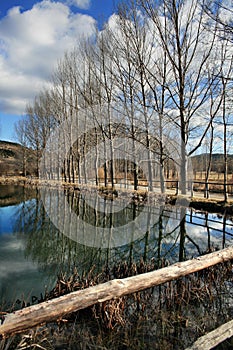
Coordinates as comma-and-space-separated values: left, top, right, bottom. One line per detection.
0, 185, 233, 349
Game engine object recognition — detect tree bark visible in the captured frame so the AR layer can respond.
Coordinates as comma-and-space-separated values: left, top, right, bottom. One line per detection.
0, 247, 233, 338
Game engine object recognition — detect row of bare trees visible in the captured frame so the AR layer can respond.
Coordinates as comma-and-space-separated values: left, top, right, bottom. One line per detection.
15, 0, 233, 198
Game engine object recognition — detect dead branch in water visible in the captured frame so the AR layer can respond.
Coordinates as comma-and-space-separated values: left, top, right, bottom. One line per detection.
186, 319, 233, 350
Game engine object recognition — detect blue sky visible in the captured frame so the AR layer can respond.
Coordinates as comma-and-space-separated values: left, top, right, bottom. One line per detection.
0, 0, 119, 142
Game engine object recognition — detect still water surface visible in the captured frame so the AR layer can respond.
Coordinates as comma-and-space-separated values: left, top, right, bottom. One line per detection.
0, 184, 233, 308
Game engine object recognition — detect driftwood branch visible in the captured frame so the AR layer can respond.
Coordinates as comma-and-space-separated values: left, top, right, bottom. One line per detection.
186, 319, 233, 350
0, 247, 232, 338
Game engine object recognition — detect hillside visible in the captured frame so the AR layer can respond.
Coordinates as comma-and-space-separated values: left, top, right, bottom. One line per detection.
191, 153, 233, 173
0, 140, 37, 176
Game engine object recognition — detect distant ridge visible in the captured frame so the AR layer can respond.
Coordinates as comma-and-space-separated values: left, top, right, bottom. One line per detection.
0, 140, 20, 147
0, 140, 37, 176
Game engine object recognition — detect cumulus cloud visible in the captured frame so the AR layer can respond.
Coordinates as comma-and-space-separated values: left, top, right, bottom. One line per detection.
0, 0, 96, 114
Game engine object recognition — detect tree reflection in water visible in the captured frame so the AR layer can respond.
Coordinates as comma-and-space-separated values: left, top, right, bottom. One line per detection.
11, 186, 232, 278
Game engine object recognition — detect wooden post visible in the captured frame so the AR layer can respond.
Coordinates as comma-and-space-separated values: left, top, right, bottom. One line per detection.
176, 180, 179, 195
0, 247, 233, 338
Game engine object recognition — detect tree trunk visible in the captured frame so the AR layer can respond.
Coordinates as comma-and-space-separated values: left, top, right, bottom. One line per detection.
222, 81, 228, 203
204, 121, 214, 199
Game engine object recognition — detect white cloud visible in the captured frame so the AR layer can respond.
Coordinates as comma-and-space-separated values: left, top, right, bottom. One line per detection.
0, 0, 96, 115
69, 0, 91, 10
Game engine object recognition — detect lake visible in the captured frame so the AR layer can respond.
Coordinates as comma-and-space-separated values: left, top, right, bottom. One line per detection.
0, 184, 232, 307
0, 184, 233, 349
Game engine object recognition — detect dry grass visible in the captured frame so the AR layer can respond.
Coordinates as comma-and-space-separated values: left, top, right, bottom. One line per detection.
1, 257, 232, 349
194, 171, 233, 182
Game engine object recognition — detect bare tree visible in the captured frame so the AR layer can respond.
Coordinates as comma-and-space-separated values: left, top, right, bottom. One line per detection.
19, 0, 232, 195
14, 118, 28, 177
138, 0, 220, 193
97, 3, 159, 191
211, 37, 233, 202
20, 90, 57, 177
202, 0, 233, 43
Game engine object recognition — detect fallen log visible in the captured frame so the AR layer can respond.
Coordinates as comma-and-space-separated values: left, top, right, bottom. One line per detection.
186, 319, 233, 350
0, 246, 232, 338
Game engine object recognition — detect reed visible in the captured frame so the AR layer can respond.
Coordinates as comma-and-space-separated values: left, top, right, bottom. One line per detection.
1, 256, 232, 349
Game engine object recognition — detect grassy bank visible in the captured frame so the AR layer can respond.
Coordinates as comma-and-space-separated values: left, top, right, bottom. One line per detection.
1, 176, 233, 216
